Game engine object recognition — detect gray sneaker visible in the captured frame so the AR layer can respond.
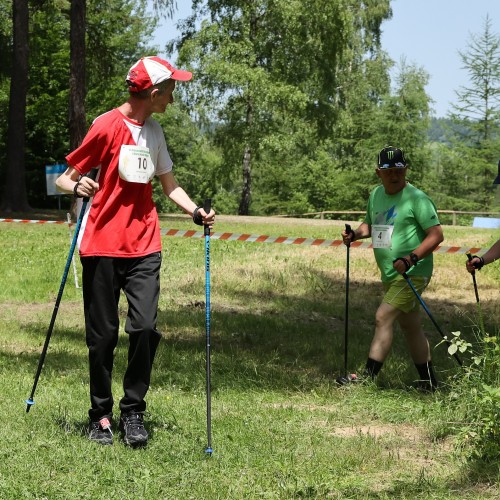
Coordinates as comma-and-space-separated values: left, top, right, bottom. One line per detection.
88, 417, 113, 445
119, 411, 148, 447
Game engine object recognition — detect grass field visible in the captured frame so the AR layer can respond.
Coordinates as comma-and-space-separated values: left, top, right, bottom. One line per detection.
0, 211, 499, 499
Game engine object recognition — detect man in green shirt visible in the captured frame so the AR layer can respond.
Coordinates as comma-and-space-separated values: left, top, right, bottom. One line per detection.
342, 146, 444, 390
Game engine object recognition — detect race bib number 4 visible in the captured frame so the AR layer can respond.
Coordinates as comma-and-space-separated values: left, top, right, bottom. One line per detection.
118, 145, 155, 184
372, 224, 394, 248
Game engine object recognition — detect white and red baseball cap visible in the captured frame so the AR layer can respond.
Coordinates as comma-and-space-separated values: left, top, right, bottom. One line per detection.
126, 56, 192, 92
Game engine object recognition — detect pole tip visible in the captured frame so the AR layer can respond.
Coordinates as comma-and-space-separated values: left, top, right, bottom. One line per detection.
205, 447, 213, 456
25, 399, 35, 412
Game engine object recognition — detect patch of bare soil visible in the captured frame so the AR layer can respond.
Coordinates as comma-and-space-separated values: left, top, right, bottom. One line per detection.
266, 402, 341, 412
0, 301, 84, 355
326, 422, 455, 475
1, 300, 82, 323
330, 422, 422, 439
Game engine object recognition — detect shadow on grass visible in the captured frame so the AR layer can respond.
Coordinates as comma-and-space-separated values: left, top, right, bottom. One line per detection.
3, 270, 496, 397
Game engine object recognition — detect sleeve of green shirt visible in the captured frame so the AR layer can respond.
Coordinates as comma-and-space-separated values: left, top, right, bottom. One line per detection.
364, 189, 375, 225
414, 193, 440, 230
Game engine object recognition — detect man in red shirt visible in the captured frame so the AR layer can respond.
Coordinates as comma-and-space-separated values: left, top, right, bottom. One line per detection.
56, 56, 215, 447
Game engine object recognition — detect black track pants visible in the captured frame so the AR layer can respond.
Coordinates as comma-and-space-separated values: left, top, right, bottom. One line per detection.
81, 253, 162, 421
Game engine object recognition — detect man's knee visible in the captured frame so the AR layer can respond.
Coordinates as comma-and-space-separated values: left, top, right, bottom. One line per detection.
375, 304, 398, 328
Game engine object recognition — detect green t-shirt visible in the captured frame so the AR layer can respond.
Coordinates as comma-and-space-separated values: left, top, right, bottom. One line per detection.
364, 183, 440, 282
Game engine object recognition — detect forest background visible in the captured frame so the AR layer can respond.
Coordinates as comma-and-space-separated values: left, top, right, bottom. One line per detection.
1, 0, 500, 218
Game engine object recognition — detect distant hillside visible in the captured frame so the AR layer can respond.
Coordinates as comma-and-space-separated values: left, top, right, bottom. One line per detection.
428, 117, 452, 144
428, 116, 472, 144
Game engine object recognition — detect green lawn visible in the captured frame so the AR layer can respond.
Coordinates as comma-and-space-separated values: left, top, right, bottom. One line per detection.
0, 214, 498, 499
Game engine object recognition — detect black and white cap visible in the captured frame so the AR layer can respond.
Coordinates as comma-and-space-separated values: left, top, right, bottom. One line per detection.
377, 146, 407, 169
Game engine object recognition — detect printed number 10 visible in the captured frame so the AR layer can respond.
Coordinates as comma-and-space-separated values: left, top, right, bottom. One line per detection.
138, 157, 147, 170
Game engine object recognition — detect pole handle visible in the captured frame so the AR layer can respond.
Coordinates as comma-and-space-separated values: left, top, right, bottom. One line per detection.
204, 198, 212, 214
466, 252, 476, 275
466, 252, 481, 304
204, 198, 212, 236
345, 224, 352, 248
82, 168, 99, 202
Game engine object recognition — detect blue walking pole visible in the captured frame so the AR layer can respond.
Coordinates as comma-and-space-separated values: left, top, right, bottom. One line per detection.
203, 198, 213, 455
25, 169, 98, 412
402, 272, 462, 366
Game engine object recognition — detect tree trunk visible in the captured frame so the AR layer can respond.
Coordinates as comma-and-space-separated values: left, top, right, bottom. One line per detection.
238, 94, 253, 215
69, 0, 87, 150
238, 143, 252, 215
238, 8, 257, 216
0, 0, 30, 212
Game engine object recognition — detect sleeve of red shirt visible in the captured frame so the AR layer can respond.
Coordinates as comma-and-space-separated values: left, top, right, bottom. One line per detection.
65, 115, 112, 175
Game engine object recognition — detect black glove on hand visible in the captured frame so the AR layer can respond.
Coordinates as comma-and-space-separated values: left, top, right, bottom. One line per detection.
470, 255, 485, 270
393, 257, 411, 272
192, 206, 204, 226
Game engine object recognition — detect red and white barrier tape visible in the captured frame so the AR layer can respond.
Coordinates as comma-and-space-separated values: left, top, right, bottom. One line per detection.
0, 219, 487, 254
0, 218, 67, 225
161, 228, 486, 255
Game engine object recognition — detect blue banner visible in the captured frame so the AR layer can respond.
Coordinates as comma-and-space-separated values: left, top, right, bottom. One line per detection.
45, 164, 67, 196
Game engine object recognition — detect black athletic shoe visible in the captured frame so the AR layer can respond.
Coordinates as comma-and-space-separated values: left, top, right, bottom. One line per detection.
120, 411, 148, 447
415, 380, 439, 393
88, 417, 113, 445
335, 373, 360, 385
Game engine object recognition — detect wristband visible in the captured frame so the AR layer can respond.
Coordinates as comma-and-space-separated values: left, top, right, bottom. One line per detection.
192, 206, 203, 226
393, 257, 411, 272
73, 181, 83, 198
409, 252, 419, 266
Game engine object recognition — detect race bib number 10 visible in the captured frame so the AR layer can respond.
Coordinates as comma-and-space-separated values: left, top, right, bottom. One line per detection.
118, 145, 155, 184
372, 224, 394, 249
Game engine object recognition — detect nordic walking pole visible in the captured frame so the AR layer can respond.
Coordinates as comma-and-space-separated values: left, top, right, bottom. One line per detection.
344, 224, 350, 378
402, 272, 462, 366
25, 169, 98, 412
466, 252, 485, 334
203, 198, 213, 455
336, 224, 357, 385
466, 253, 480, 304
67, 212, 79, 289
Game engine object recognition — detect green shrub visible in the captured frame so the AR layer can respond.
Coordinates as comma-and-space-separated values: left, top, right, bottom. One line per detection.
446, 330, 500, 463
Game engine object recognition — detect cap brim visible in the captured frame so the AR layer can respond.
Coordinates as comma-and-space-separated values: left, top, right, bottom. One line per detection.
171, 69, 193, 81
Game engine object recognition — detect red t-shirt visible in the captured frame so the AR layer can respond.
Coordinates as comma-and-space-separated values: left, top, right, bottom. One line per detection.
66, 109, 172, 257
